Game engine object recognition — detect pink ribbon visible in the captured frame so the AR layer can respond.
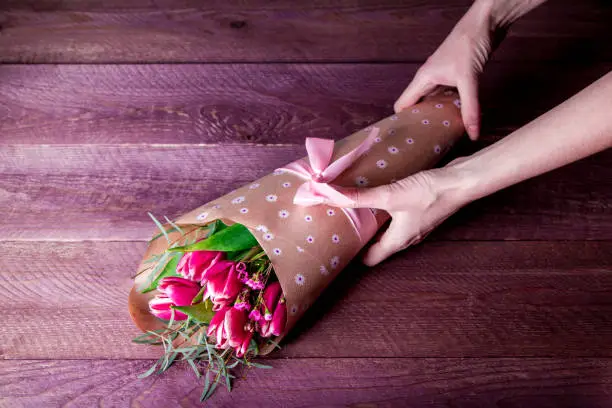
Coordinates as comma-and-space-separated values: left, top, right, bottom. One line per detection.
277, 128, 380, 244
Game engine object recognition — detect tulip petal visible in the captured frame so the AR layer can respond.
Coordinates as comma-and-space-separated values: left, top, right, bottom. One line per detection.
224, 308, 248, 349
270, 299, 287, 336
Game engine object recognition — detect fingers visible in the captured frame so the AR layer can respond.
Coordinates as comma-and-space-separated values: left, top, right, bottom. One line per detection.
457, 76, 480, 140
394, 73, 437, 113
361, 219, 409, 266
327, 184, 391, 210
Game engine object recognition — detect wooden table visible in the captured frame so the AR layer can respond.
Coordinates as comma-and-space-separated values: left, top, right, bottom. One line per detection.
1, 1, 611, 406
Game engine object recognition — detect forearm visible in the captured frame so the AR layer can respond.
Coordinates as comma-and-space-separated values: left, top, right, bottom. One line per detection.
451, 71, 612, 203
461, 0, 548, 32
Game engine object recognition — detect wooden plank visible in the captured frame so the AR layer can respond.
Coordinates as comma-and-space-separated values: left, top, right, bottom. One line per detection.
2, 241, 612, 359
1, 144, 610, 241
2, 358, 612, 407
0, 0, 610, 63
1, 64, 609, 145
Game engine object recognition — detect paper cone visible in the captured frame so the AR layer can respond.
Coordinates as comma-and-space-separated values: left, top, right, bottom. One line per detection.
129, 90, 465, 354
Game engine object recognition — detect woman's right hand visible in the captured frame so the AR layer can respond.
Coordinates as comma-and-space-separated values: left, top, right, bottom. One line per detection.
394, 0, 501, 141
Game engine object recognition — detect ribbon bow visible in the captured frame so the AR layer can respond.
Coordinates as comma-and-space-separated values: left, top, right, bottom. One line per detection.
278, 127, 380, 243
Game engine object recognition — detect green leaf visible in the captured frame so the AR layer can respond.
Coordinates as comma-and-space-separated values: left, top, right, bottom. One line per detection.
140, 253, 181, 294
172, 299, 215, 324
164, 216, 184, 236
137, 251, 169, 293
201, 371, 211, 402
207, 219, 227, 236
169, 223, 258, 253
250, 362, 273, 369
188, 359, 201, 378
148, 212, 171, 243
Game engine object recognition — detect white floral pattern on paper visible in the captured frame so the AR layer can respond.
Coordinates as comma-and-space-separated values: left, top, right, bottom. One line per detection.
374, 136, 382, 143
306, 235, 315, 244
290, 304, 298, 315
282, 181, 291, 188
320, 265, 329, 275
355, 176, 369, 187
388, 146, 399, 154
263, 232, 275, 241
421, 119, 430, 125
249, 183, 260, 189
434, 145, 442, 154
239, 207, 249, 214
295, 274, 305, 285
390, 115, 398, 121
330, 256, 340, 269
364, 126, 373, 132
278, 209, 290, 219
327, 209, 336, 216
442, 120, 450, 127
255, 225, 268, 232
453, 99, 461, 108
231, 196, 245, 205
212, 204, 221, 209
273, 169, 285, 176
435, 103, 444, 109
304, 215, 313, 222
332, 234, 340, 244
412, 108, 420, 113
296, 246, 305, 253
376, 160, 388, 169
196, 212, 208, 221
388, 128, 396, 136
272, 248, 282, 256
265, 194, 278, 202
406, 138, 414, 145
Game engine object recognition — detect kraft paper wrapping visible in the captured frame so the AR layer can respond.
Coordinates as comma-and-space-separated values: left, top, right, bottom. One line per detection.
129, 91, 465, 355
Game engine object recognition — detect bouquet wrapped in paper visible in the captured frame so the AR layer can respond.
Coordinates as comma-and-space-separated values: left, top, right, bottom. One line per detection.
129, 90, 465, 400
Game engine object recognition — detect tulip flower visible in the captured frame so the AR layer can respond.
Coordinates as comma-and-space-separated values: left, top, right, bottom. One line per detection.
176, 251, 224, 282
149, 295, 188, 321
203, 260, 243, 307
158, 276, 201, 306
262, 281, 282, 321
149, 277, 201, 321
269, 297, 287, 336
207, 305, 231, 349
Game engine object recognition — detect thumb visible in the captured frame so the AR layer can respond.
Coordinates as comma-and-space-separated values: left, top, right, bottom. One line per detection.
325, 184, 391, 210
361, 218, 407, 266
457, 76, 481, 141
394, 73, 437, 113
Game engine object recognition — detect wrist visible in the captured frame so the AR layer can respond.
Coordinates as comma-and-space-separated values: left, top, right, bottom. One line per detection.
430, 161, 480, 209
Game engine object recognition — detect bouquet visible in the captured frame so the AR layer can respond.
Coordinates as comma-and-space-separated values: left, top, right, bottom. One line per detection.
129, 90, 465, 400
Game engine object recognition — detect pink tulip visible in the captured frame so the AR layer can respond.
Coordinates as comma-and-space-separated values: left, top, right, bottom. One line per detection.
158, 276, 201, 306
262, 281, 282, 321
207, 305, 231, 349
270, 298, 287, 336
149, 295, 189, 321
204, 260, 243, 307
176, 251, 224, 282
224, 307, 249, 349
236, 330, 253, 358
260, 297, 287, 337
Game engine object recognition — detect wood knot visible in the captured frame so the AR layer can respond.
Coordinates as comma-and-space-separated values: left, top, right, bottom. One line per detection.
229, 20, 247, 29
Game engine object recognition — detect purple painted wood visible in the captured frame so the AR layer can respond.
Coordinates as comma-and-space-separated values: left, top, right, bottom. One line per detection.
1, 64, 609, 144
0, 0, 610, 63
3, 241, 612, 359
2, 358, 612, 407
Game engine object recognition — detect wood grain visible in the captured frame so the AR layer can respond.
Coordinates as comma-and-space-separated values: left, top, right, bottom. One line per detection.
0, 0, 610, 63
2, 358, 612, 407
1, 64, 610, 145
2, 240, 612, 359
1, 144, 610, 241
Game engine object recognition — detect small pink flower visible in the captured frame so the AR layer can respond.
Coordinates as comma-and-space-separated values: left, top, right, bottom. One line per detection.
176, 251, 224, 282
249, 309, 263, 322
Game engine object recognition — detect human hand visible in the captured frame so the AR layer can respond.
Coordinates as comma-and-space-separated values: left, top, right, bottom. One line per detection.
330, 166, 473, 266
394, 0, 500, 140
